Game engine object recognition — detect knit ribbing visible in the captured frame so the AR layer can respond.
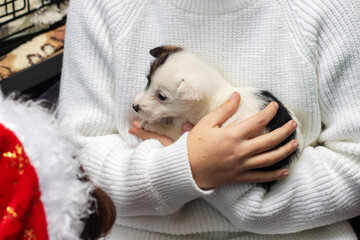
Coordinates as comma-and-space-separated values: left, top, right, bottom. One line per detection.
58, 0, 360, 239
167, 0, 255, 14
108, 220, 356, 240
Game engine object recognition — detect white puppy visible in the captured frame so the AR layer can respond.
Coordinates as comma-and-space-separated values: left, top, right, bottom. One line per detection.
133, 46, 302, 190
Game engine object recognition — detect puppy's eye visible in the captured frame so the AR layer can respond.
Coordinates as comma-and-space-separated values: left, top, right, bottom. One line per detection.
157, 92, 167, 101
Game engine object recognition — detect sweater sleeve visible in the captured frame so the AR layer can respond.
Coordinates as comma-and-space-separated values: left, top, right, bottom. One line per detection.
203, 0, 360, 234
58, 0, 210, 217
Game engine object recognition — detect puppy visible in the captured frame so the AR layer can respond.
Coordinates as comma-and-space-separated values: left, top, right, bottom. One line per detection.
133, 46, 302, 190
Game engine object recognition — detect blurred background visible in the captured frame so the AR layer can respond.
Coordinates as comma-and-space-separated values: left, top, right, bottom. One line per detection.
0, 0, 67, 107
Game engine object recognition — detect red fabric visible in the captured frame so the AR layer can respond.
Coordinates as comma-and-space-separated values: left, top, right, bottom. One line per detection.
0, 123, 48, 240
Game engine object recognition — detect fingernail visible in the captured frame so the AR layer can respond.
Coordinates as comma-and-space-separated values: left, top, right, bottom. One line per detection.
229, 92, 237, 101
293, 141, 299, 149
273, 102, 279, 109
292, 122, 297, 129
281, 171, 289, 177
132, 122, 140, 128
129, 128, 135, 135
182, 122, 194, 132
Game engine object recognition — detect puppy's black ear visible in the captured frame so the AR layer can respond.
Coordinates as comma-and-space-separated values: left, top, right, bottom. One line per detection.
150, 46, 182, 58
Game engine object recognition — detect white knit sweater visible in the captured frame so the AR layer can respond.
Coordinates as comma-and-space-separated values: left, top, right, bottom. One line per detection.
58, 0, 360, 239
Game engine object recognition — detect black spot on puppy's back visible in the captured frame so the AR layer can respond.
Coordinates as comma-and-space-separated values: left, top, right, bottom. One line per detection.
260, 90, 296, 145
257, 90, 298, 191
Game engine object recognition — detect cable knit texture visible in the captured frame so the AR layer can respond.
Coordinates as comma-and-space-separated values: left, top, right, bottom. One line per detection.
58, 0, 360, 239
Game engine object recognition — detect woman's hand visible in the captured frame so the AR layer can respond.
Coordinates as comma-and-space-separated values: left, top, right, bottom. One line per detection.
129, 122, 174, 146
129, 92, 298, 189
187, 92, 298, 189
129, 121, 194, 146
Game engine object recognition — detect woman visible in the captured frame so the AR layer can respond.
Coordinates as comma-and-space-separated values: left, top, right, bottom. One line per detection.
58, 0, 360, 239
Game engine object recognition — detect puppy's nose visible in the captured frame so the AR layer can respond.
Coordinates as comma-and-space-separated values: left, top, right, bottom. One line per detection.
132, 104, 140, 112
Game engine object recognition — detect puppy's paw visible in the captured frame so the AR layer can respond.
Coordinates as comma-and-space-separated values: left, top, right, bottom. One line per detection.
139, 120, 150, 130
140, 120, 167, 136
140, 120, 159, 133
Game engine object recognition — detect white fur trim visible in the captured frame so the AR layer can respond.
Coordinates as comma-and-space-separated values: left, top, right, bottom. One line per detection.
0, 93, 93, 240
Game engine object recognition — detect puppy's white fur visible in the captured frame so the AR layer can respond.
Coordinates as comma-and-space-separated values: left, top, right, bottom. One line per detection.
134, 48, 302, 149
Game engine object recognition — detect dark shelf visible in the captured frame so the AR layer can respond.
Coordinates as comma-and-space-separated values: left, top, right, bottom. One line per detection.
0, 52, 63, 96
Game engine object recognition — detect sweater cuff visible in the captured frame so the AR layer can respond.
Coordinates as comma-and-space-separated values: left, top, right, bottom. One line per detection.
146, 132, 213, 212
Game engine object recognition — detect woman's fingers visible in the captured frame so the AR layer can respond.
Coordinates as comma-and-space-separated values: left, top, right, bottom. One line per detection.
129, 122, 174, 146
233, 102, 279, 138
199, 92, 241, 127
237, 169, 289, 183
243, 140, 298, 170
245, 120, 298, 155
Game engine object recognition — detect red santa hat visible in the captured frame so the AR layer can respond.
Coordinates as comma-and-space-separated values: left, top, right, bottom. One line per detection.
0, 93, 94, 239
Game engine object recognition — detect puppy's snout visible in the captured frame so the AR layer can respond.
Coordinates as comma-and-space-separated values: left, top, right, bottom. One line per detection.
132, 104, 140, 112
